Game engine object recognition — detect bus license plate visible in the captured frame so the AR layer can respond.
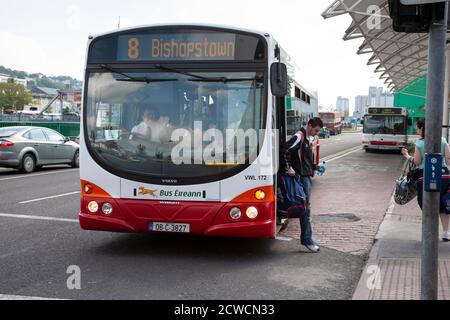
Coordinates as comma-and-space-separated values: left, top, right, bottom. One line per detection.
150, 222, 190, 233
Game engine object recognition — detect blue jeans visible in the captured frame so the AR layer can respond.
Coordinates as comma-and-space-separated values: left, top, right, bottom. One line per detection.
299, 176, 315, 246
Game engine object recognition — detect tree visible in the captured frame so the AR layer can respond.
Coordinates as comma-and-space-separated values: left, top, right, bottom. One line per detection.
0, 79, 32, 111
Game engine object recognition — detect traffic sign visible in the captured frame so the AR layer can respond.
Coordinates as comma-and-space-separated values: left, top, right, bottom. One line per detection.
424, 153, 443, 192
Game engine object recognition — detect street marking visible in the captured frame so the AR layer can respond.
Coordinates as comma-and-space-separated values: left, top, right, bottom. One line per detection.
276, 236, 294, 242
322, 146, 363, 163
19, 191, 80, 204
0, 169, 79, 182
386, 192, 396, 215
0, 213, 78, 223
0, 294, 65, 300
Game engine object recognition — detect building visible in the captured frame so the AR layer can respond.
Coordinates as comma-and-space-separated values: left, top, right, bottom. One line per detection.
0, 73, 27, 87
26, 87, 82, 114
353, 87, 395, 118
61, 90, 82, 112
354, 95, 368, 119
336, 96, 350, 117
367, 86, 394, 108
30, 87, 59, 108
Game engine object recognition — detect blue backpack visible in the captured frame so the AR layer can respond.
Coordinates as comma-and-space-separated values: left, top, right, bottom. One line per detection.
277, 174, 307, 219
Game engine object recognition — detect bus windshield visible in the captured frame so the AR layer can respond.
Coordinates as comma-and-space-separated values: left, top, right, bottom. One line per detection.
363, 115, 406, 135
85, 70, 265, 180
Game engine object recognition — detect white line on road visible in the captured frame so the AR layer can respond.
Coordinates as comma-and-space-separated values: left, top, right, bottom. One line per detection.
322, 146, 362, 163
0, 213, 78, 223
19, 191, 80, 204
275, 236, 294, 242
0, 169, 79, 182
0, 294, 65, 300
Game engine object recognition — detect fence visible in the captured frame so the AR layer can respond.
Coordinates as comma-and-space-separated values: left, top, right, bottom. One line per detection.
0, 114, 80, 122
0, 121, 80, 138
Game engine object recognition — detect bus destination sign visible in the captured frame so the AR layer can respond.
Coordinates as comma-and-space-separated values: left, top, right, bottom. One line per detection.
117, 33, 236, 61
368, 108, 405, 116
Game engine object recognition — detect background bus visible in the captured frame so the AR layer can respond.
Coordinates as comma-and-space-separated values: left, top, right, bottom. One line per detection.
362, 107, 413, 152
319, 112, 342, 135
286, 80, 318, 138
79, 24, 313, 239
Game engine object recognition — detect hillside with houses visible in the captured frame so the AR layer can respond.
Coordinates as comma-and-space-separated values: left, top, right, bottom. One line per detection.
0, 66, 82, 119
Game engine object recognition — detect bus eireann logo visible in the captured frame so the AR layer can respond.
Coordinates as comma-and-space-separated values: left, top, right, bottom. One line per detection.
138, 187, 158, 198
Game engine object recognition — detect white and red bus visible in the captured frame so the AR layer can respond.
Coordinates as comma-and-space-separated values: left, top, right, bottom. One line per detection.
362, 107, 414, 152
79, 24, 311, 238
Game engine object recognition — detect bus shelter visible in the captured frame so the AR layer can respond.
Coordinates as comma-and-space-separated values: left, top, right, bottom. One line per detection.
322, 0, 450, 137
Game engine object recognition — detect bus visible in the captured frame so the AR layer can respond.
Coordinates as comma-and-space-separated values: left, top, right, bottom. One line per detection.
362, 107, 413, 152
286, 80, 317, 138
319, 112, 342, 135
79, 24, 312, 238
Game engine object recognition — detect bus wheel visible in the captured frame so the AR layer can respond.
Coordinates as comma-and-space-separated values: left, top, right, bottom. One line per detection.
72, 150, 79, 168
21, 153, 36, 174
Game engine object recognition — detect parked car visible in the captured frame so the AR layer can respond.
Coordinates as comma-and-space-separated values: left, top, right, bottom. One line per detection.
319, 127, 330, 139
0, 126, 79, 173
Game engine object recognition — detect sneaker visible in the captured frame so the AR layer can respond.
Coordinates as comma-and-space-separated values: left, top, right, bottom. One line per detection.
443, 232, 450, 242
304, 243, 321, 253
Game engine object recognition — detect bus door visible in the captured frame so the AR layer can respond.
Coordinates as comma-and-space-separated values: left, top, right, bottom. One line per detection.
275, 96, 287, 232
275, 96, 287, 159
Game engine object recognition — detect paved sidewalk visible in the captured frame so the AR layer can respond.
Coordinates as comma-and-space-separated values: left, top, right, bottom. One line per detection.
353, 197, 450, 300
281, 149, 405, 256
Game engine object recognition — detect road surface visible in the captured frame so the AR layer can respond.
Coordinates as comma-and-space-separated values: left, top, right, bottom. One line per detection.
0, 132, 402, 300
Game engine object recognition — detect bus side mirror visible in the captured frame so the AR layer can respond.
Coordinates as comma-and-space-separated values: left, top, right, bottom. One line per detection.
270, 63, 288, 97
360, 120, 365, 125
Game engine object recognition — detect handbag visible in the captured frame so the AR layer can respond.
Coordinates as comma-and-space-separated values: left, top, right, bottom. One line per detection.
394, 157, 418, 205
277, 174, 307, 219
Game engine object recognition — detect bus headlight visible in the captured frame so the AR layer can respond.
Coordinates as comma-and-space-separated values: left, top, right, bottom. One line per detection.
101, 202, 113, 215
229, 207, 242, 220
87, 201, 99, 213
255, 190, 266, 200
246, 207, 259, 219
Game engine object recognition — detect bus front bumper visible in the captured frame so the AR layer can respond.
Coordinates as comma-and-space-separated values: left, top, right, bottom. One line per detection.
363, 142, 406, 151
79, 197, 276, 238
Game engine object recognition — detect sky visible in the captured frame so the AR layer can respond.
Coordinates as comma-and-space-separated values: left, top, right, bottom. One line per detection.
0, 0, 389, 111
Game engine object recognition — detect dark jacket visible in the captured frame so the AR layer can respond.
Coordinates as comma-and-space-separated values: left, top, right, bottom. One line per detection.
280, 127, 315, 177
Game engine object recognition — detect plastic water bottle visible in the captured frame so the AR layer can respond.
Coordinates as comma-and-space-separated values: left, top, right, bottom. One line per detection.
317, 161, 327, 177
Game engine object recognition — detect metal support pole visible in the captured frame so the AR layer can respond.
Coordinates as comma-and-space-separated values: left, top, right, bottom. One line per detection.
422, 2, 449, 301
444, 44, 450, 141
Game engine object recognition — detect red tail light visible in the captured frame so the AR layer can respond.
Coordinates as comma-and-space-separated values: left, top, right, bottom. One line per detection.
0, 140, 15, 147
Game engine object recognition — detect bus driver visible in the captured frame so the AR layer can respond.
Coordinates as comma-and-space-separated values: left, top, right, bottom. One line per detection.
130, 107, 159, 141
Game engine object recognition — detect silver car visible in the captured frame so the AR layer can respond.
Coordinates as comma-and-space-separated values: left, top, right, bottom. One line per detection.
0, 126, 79, 173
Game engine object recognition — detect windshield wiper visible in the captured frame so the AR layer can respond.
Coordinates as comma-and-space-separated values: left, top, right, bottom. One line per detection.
100, 64, 177, 84
116, 78, 178, 83
188, 77, 262, 83
153, 64, 211, 81
153, 64, 262, 83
